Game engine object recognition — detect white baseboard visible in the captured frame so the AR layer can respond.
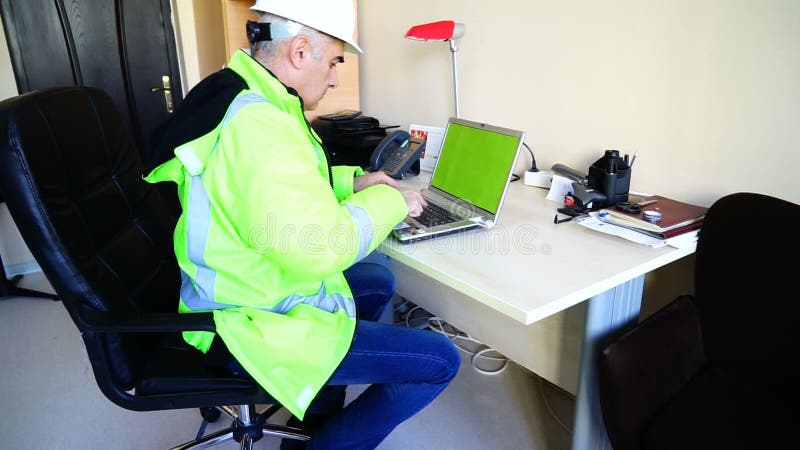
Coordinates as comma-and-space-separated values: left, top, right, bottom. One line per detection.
3, 260, 41, 277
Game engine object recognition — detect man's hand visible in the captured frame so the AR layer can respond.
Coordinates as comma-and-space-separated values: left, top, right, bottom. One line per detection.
354, 171, 399, 192
401, 190, 428, 217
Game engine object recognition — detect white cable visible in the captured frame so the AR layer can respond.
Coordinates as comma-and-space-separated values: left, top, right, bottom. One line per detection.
402, 305, 435, 330
396, 299, 573, 433
397, 300, 509, 375
537, 375, 573, 435
471, 347, 508, 375
393, 298, 413, 313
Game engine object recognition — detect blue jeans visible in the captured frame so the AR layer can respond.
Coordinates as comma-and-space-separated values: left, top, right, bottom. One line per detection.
298, 258, 461, 450
343, 254, 395, 322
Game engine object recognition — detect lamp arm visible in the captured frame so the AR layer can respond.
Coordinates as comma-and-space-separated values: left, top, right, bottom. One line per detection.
449, 40, 460, 118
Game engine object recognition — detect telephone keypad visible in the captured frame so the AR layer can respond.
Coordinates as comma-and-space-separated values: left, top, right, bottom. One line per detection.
383, 148, 409, 173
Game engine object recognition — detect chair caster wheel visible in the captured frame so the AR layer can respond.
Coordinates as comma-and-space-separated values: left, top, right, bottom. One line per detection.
199, 406, 222, 422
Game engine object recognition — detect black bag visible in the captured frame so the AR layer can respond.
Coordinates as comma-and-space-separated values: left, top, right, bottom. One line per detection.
311, 111, 398, 167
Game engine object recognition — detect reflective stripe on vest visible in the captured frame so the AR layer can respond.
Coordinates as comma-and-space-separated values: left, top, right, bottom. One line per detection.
179, 92, 360, 318
181, 271, 355, 317
344, 203, 373, 262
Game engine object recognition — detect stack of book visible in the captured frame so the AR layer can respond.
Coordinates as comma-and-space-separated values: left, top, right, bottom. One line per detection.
598, 195, 708, 240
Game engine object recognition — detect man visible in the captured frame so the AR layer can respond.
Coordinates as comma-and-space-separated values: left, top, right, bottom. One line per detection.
144, 1, 460, 448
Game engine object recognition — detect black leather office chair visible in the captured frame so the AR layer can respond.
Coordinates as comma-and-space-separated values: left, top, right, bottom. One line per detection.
0, 86, 309, 449
598, 192, 798, 450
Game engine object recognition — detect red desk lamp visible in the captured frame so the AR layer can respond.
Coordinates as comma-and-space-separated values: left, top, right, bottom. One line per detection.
405, 20, 466, 118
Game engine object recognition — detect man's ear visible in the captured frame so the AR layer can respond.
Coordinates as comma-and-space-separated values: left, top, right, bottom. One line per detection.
287, 35, 312, 69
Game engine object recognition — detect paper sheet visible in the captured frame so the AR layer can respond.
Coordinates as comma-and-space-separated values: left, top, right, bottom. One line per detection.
576, 213, 699, 249
576, 214, 663, 245
546, 174, 575, 203
663, 230, 700, 249
409, 124, 445, 172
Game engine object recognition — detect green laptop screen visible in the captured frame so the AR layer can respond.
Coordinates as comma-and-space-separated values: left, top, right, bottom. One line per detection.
430, 122, 520, 214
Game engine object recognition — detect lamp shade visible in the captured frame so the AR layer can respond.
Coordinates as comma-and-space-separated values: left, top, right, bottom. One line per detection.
405, 20, 465, 41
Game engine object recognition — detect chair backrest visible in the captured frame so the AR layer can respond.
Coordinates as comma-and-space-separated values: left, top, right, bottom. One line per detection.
694, 192, 799, 387
0, 86, 180, 390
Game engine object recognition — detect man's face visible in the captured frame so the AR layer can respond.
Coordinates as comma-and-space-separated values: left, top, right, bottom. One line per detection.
297, 39, 345, 111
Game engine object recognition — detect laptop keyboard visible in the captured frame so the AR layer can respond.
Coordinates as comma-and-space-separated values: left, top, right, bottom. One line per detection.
415, 202, 461, 227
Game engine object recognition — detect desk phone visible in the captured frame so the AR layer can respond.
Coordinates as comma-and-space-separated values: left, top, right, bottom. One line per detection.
369, 130, 426, 179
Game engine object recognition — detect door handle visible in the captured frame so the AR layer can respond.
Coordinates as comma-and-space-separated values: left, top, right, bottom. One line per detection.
150, 75, 174, 113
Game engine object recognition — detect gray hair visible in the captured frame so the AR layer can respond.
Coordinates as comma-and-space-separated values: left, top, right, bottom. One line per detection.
251, 13, 333, 62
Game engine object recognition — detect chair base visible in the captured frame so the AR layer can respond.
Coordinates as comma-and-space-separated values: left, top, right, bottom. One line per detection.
0, 273, 59, 301
0, 252, 58, 301
172, 404, 310, 450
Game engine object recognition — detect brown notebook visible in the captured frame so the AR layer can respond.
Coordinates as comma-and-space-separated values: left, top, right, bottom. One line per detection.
603, 195, 708, 233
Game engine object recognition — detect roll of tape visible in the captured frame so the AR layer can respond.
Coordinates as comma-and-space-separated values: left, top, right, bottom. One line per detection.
643, 210, 663, 223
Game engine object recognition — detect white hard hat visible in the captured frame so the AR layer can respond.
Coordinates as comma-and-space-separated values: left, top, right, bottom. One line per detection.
250, 0, 362, 54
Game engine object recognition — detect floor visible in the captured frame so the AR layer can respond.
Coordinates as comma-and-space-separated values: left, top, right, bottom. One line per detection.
0, 271, 575, 450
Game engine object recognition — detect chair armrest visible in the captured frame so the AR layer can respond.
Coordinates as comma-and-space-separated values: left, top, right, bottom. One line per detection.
599, 295, 706, 450
74, 305, 216, 333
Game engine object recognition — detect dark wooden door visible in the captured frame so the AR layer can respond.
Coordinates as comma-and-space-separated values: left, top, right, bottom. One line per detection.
0, 0, 183, 164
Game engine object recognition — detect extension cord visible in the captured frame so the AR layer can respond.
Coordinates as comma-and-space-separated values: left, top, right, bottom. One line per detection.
524, 170, 553, 188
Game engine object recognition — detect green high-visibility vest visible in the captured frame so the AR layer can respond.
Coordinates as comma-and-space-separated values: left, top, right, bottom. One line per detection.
145, 51, 407, 418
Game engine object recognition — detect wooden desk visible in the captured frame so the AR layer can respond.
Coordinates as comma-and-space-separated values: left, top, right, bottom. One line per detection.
380, 176, 695, 450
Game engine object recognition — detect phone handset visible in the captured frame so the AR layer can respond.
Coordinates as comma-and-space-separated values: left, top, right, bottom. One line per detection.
369, 130, 426, 179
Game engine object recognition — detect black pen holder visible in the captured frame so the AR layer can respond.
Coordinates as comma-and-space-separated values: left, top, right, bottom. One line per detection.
587, 149, 630, 207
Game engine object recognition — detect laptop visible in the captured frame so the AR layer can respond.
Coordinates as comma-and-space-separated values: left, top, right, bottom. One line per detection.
392, 118, 525, 243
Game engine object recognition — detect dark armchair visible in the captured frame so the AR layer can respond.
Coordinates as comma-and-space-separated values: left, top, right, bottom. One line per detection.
0, 86, 309, 449
598, 192, 798, 450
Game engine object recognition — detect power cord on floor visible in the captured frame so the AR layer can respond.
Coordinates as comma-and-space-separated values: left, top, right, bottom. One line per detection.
537, 375, 573, 435
395, 298, 575, 434
395, 301, 508, 375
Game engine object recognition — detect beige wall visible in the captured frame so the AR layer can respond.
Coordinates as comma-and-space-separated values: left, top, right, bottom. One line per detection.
171, 0, 228, 93
358, 0, 799, 207
171, 0, 201, 93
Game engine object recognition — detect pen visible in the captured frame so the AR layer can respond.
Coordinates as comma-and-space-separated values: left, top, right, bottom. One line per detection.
629, 154, 637, 168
